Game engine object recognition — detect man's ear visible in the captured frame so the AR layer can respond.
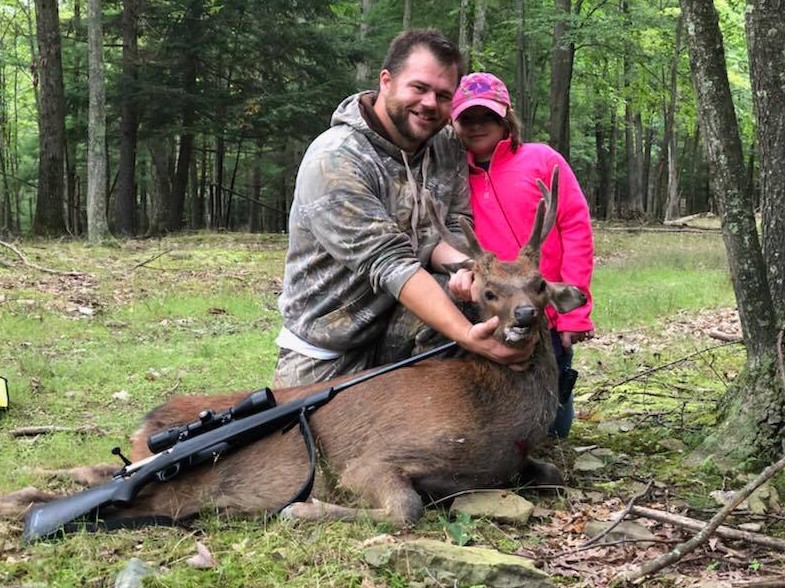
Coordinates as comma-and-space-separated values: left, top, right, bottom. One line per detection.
547, 282, 588, 314
379, 69, 392, 93
443, 260, 475, 274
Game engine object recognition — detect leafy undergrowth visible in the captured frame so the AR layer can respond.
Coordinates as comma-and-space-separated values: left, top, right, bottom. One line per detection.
1, 231, 783, 587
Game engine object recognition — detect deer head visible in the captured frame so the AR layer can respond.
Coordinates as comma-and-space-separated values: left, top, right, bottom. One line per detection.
427, 166, 587, 348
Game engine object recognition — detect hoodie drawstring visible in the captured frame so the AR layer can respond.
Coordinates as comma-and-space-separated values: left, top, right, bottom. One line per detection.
401, 149, 431, 251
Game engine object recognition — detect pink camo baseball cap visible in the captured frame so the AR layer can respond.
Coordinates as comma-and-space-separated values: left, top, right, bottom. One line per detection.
451, 72, 511, 120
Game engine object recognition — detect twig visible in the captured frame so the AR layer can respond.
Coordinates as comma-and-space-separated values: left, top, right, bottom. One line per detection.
10, 425, 105, 437
629, 505, 785, 551
131, 248, 173, 270
0, 240, 83, 277
589, 340, 742, 401
599, 226, 721, 234
581, 480, 653, 548
707, 328, 742, 343
613, 452, 785, 585
734, 576, 785, 588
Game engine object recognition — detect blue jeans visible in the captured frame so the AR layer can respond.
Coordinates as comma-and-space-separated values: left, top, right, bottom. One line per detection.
550, 330, 575, 438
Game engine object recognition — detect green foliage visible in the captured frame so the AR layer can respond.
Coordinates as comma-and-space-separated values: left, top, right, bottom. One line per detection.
439, 511, 477, 546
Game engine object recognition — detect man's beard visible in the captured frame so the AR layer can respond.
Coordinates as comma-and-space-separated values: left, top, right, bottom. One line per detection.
386, 98, 443, 148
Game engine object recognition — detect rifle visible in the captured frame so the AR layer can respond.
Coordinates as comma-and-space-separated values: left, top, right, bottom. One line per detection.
22, 342, 456, 542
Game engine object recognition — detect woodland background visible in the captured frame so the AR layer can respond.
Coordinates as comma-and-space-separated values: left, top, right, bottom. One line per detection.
0, 0, 752, 239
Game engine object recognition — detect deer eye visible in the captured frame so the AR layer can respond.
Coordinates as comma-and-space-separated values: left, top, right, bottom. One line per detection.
484, 290, 497, 301
538, 280, 547, 293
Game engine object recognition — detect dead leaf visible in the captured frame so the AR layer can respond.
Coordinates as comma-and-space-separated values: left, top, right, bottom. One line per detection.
186, 541, 216, 569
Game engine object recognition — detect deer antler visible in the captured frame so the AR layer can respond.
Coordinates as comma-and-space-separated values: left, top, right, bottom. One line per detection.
425, 197, 484, 259
521, 165, 560, 258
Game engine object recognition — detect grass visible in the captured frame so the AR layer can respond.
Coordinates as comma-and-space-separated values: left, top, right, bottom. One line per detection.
0, 227, 775, 587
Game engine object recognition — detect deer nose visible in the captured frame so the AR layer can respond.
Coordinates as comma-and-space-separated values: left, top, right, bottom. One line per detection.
513, 305, 538, 327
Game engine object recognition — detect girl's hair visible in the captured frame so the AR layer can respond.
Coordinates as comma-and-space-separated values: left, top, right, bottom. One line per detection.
502, 108, 522, 153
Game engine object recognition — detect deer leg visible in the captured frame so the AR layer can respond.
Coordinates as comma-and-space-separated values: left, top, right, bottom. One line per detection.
0, 464, 121, 520
281, 460, 423, 526
517, 457, 563, 490
0, 487, 60, 518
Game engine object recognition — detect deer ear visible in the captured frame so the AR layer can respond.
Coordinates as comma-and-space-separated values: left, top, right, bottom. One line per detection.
546, 283, 588, 314
443, 259, 476, 274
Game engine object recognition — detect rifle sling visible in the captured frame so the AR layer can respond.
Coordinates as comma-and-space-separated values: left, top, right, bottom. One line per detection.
277, 408, 318, 511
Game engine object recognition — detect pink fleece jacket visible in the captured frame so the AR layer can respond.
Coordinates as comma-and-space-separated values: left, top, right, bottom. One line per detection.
467, 139, 594, 333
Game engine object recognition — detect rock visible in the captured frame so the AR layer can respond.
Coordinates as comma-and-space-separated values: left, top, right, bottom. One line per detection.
573, 453, 606, 471
658, 438, 687, 453
450, 490, 534, 525
363, 538, 554, 588
583, 520, 656, 546
114, 558, 155, 588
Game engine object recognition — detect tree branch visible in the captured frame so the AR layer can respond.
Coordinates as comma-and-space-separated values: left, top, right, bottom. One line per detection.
613, 452, 785, 585
0, 240, 83, 277
629, 505, 785, 551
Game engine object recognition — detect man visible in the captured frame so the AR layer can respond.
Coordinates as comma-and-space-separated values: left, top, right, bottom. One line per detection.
274, 29, 531, 387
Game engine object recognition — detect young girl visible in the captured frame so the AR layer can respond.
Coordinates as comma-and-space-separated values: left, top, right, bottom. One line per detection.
451, 72, 595, 437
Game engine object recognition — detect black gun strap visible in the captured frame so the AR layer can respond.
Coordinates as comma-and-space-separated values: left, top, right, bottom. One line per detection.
288, 407, 317, 506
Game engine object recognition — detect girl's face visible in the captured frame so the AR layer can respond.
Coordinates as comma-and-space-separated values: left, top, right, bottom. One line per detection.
453, 106, 506, 163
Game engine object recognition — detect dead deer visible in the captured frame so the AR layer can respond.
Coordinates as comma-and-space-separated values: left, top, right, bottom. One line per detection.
1, 168, 587, 529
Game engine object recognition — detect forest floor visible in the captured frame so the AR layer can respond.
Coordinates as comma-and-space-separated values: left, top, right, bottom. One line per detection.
0, 228, 783, 587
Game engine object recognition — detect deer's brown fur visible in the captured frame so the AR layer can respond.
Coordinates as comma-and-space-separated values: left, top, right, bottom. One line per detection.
1, 168, 587, 527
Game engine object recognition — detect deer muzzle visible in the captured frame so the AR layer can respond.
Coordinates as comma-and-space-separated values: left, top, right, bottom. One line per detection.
502, 305, 539, 343
513, 305, 538, 327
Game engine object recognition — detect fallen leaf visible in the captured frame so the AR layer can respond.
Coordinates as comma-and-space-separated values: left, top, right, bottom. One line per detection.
187, 541, 216, 569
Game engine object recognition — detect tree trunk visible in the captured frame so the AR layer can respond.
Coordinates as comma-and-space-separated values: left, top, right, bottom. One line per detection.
249, 141, 263, 233
470, 0, 487, 70
548, 0, 575, 159
458, 0, 470, 72
32, 0, 67, 236
664, 15, 684, 221
622, 101, 644, 218
619, 0, 644, 220
147, 138, 173, 236
402, 0, 412, 29
188, 147, 201, 229
86, 0, 109, 243
65, 0, 83, 236
593, 100, 611, 221
355, 0, 374, 87
115, 0, 139, 236
0, 51, 12, 234
746, 0, 785, 324
680, 0, 782, 466
168, 2, 200, 232
515, 0, 536, 142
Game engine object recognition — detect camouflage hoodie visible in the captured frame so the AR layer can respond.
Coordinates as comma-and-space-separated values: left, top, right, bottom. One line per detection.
277, 91, 471, 352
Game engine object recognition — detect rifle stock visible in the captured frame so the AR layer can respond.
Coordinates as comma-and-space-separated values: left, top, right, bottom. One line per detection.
23, 479, 130, 543
22, 341, 457, 542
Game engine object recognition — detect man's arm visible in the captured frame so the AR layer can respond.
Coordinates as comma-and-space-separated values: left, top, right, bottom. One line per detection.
398, 269, 534, 369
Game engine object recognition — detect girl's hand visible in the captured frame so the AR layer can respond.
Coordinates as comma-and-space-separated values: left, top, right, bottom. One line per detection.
447, 268, 474, 302
560, 330, 595, 349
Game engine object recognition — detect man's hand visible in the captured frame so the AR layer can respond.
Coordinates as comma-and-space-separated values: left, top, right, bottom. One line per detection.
460, 316, 536, 372
559, 330, 595, 350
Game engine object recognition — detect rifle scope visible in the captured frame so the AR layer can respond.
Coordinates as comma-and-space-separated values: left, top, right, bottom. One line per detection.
147, 388, 276, 454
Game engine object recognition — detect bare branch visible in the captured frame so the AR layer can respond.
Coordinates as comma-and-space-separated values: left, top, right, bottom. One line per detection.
0, 240, 84, 277
629, 505, 785, 551
614, 452, 785, 585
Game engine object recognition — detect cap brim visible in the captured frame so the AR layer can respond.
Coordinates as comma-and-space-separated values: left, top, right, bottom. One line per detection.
452, 98, 507, 120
